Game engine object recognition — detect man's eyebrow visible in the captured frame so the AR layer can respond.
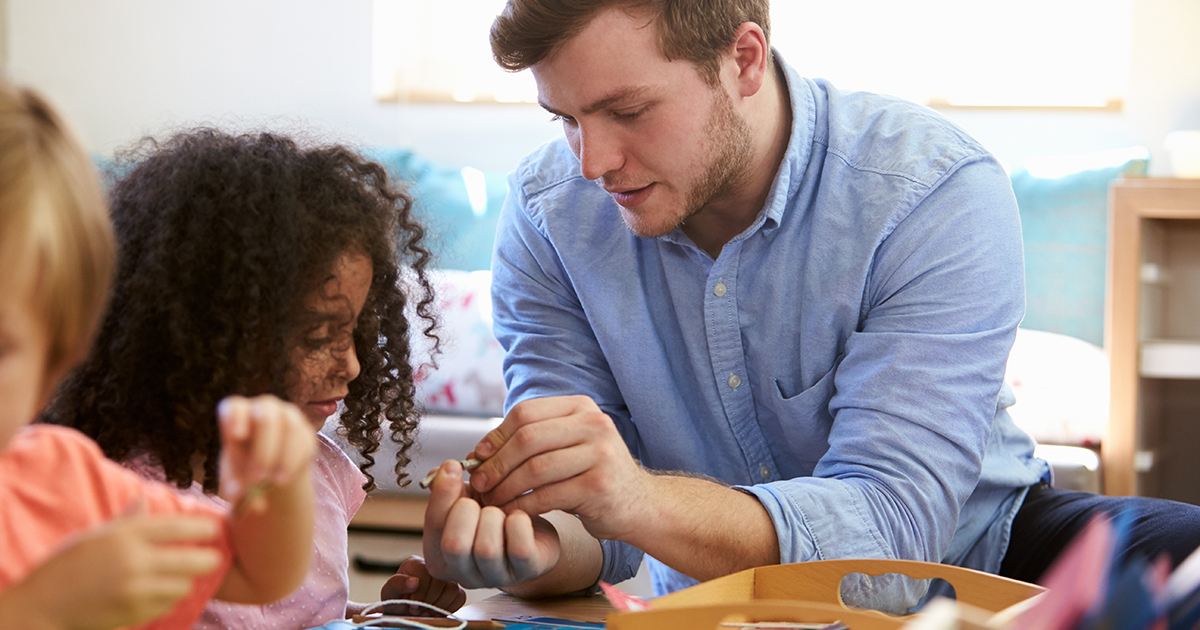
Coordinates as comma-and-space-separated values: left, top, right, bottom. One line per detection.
540, 86, 652, 118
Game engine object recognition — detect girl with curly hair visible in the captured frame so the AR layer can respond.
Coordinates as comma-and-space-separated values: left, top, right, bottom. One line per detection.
43, 128, 466, 627
0, 84, 316, 629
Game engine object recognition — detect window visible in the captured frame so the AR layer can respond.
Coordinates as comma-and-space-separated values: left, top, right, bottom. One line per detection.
771, 0, 1131, 110
372, 0, 1131, 109
372, 0, 536, 103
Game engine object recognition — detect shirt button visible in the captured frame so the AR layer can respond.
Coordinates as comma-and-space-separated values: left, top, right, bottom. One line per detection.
713, 282, 727, 297
760, 464, 770, 480
728, 374, 741, 388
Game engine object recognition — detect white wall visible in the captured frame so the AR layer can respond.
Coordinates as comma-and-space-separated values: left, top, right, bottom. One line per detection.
6, 0, 561, 172
7, 0, 1200, 175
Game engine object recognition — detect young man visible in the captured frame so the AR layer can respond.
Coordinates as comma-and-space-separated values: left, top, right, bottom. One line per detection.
421, 0, 1200, 612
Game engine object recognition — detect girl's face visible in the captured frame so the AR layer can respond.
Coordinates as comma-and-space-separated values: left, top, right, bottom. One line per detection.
0, 250, 52, 450
284, 250, 373, 428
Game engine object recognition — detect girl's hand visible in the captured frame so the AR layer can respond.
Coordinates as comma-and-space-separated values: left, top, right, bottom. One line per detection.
378, 556, 468, 617
216, 395, 315, 515
0, 512, 222, 630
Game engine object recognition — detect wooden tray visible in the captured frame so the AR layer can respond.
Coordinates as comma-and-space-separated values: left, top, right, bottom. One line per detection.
606, 559, 1045, 630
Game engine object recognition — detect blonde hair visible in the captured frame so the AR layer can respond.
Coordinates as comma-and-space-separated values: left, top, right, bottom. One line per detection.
0, 81, 114, 390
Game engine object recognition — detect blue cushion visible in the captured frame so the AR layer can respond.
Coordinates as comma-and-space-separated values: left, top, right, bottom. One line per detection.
366, 147, 508, 271
1011, 148, 1149, 346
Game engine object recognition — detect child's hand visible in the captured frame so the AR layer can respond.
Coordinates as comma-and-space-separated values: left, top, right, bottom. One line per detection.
378, 555, 468, 617
216, 395, 315, 516
0, 512, 222, 630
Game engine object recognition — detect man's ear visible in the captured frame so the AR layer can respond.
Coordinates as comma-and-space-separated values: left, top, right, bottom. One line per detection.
728, 22, 770, 98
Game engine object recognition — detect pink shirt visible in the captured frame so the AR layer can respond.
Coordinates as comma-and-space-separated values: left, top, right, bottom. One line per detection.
0, 425, 233, 630
133, 432, 367, 629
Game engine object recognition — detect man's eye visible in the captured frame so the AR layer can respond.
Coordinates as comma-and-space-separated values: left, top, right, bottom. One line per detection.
550, 114, 578, 126
613, 107, 647, 121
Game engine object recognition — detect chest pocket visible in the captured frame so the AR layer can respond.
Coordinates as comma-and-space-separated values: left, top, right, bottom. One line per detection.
758, 365, 838, 477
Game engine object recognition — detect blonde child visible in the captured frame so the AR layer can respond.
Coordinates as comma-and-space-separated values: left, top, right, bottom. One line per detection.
0, 83, 316, 628
43, 128, 467, 628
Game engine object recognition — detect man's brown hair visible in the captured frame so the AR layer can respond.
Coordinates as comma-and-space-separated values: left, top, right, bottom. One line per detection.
490, 0, 770, 85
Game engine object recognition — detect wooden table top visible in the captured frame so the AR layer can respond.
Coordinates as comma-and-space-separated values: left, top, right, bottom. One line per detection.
457, 592, 616, 625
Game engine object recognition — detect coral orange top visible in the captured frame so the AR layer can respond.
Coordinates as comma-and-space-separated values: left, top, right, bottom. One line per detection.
0, 424, 233, 629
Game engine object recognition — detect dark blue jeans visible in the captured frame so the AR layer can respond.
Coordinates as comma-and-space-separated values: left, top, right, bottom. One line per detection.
998, 483, 1200, 583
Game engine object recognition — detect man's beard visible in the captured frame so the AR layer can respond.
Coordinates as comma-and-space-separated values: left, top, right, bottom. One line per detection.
681, 85, 754, 224
616, 85, 754, 239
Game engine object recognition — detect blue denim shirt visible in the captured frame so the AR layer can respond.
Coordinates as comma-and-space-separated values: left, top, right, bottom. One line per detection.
490, 54, 1049, 612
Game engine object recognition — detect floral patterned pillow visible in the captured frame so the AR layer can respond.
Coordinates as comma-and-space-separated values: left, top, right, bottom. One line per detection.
412, 270, 507, 416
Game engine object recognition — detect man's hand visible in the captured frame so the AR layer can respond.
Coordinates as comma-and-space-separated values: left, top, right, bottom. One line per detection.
422, 458, 563, 589
0, 513, 223, 630
377, 556, 467, 616
469, 396, 652, 542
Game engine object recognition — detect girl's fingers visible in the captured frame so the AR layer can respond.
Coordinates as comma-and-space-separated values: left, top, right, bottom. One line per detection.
273, 404, 313, 484
443, 586, 467, 613
218, 397, 252, 443
217, 397, 253, 499
147, 546, 224, 576
247, 398, 283, 483
131, 575, 195, 606
419, 576, 447, 610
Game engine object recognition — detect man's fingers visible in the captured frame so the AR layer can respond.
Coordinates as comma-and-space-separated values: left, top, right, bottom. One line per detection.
438, 497, 492, 588
481, 441, 589, 506
503, 510, 540, 581
471, 414, 592, 496
473, 395, 592, 458
423, 460, 466, 532
471, 506, 510, 584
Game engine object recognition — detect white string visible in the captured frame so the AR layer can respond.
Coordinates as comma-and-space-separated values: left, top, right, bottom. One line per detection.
352, 599, 467, 629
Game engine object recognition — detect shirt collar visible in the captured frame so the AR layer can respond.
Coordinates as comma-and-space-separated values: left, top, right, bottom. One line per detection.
758, 49, 815, 233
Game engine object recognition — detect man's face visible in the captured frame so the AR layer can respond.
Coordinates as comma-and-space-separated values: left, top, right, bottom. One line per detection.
531, 7, 753, 239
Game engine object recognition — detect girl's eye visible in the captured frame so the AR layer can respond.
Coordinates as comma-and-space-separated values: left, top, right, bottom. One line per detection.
304, 337, 332, 350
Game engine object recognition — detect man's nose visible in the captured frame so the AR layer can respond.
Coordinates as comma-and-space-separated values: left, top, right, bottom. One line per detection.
577, 125, 624, 181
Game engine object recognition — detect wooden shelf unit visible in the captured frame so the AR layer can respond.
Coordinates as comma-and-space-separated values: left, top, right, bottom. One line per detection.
1105, 178, 1200, 498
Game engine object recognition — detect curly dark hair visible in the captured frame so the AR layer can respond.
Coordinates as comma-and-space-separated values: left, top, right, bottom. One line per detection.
41, 128, 438, 493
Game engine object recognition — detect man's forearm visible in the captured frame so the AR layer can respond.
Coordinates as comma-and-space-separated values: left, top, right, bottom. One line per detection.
623, 474, 780, 582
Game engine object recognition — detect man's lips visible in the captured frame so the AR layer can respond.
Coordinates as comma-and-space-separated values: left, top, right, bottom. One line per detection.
607, 183, 655, 208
